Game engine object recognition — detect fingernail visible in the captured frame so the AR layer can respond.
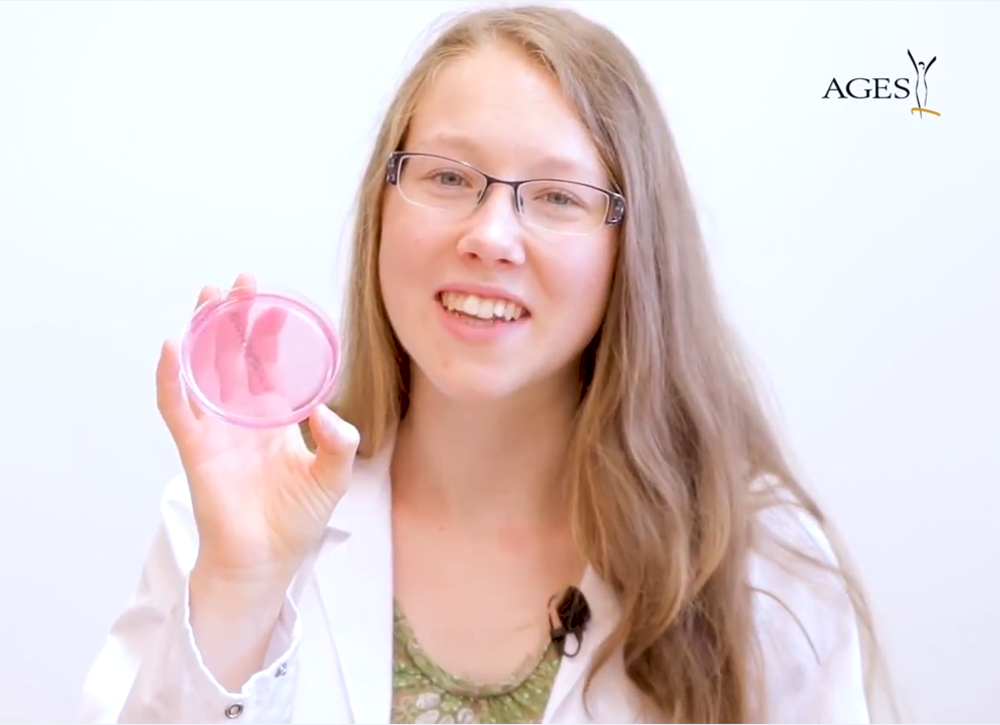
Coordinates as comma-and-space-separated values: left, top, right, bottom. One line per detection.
318, 404, 338, 432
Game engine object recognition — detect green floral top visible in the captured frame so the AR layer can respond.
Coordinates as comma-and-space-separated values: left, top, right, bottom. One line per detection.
390, 601, 561, 724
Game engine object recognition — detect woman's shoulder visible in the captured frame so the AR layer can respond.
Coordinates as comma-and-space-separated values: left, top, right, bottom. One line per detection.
745, 474, 871, 722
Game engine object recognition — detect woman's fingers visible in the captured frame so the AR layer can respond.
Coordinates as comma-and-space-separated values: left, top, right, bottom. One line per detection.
215, 273, 257, 404
231, 272, 257, 295
196, 284, 221, 312
227, 274, 256, 345
246, 305, 288, 395
156, 339, 197, 441
177, 275, 262, 412
186, 285, 224, 419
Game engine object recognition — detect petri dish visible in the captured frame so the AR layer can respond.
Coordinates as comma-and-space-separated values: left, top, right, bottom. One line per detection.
179, 287, 340, 429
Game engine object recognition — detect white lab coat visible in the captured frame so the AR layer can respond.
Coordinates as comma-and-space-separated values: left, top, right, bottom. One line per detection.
77, 436, 871, 724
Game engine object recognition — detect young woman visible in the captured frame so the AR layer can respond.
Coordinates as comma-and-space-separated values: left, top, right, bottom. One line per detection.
80, 4, 887, 723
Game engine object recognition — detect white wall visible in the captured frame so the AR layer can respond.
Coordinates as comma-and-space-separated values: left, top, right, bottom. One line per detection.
0, 1, 996, 722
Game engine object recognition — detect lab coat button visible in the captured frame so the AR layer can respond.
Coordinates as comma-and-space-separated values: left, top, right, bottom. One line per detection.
224, 703, 244, 719
275, 662, 288, 677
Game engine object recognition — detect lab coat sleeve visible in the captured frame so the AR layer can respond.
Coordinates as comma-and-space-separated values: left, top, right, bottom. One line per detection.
77, 475, 303, 724
751, 494, 871, 724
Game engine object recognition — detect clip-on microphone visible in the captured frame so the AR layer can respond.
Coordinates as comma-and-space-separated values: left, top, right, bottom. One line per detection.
548, 585, 591, 658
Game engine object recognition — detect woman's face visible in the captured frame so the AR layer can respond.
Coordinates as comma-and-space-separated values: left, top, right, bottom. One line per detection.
379, 43, 618, 404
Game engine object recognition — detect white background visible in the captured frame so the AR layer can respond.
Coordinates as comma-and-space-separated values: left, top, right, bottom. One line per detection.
1, 1, 997, 722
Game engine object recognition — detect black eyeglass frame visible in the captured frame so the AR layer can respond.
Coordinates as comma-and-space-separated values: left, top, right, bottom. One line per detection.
385, 151, 626, 230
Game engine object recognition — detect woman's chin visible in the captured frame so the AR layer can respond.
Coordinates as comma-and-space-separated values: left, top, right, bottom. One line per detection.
433, 374, 522, 404
416, 362, 527, 404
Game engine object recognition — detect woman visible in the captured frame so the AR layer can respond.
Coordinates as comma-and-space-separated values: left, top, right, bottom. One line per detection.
79, 4, 887, 723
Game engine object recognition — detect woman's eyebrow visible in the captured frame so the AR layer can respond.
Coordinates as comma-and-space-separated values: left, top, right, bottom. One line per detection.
415, 130, 602, 182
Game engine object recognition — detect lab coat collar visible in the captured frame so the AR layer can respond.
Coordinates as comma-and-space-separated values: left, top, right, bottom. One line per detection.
313, 432, 625, 724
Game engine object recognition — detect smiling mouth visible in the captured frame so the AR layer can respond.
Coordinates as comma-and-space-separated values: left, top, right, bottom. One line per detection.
437, 291, 529, 324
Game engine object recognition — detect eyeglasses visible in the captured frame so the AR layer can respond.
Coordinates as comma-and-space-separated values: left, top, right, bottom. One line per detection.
385, 152, 625, 236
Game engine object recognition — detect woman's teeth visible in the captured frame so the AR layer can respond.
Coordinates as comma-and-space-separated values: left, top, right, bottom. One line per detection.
440, 292, 526, 321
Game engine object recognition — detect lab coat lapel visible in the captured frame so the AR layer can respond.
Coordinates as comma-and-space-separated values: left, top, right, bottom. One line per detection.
313, 442, 395, 724
543, 567, 643, 723
543, 567, 615, 721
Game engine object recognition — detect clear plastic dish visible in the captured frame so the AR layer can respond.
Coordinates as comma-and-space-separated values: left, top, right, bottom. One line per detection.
179, 287, 340, 429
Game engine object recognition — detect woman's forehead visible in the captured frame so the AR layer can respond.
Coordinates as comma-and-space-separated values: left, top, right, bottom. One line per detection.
405, 46, 607, 183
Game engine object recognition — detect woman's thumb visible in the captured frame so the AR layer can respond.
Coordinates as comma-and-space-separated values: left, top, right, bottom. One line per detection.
307, 405, 360, 491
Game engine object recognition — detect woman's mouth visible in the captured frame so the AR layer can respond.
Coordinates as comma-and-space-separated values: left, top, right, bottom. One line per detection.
437, 292, 529, 326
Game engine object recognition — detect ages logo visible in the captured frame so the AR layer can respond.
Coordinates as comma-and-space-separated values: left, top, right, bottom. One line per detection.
822, 50, 940, 118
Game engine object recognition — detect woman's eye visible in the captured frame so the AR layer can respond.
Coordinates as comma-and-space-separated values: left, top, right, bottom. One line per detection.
434, 172, 467, 186
543, 191, 578, 206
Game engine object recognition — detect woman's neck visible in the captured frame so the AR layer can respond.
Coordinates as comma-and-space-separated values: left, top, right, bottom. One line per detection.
390, 371, 579, 529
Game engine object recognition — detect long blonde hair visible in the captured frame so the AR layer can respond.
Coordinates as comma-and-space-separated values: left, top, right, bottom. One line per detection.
324, 4, 892, 722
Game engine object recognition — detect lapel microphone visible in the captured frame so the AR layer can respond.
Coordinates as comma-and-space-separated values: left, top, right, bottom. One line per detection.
548, 585, 591, 658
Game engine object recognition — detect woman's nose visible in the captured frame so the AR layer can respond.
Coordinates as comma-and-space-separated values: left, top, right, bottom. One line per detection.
455, 185, 527, 266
